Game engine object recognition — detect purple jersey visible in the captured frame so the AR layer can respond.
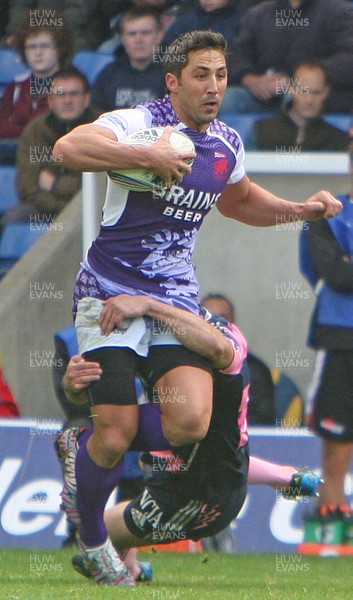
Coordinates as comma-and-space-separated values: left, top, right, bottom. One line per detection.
87, 95, 245, 299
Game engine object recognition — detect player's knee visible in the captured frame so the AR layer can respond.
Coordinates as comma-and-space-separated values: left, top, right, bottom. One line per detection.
163, 416, 209, 447
92, 427, 136, 466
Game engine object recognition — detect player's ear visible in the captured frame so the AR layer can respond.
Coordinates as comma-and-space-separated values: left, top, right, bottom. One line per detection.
165, 72, 178, 93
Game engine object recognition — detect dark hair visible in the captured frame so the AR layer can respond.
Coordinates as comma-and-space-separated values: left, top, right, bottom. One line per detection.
201, 293, 235, 320
163, 30, 229, 78
13, 11, 74, 67
120, 6, 162, 33
51, 66, 91, 93
292, 59, 328, 79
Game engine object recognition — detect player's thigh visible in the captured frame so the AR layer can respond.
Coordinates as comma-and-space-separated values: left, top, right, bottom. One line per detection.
156, 365, 213, 430
84, 347, 140, 450
142, 345, 213, 443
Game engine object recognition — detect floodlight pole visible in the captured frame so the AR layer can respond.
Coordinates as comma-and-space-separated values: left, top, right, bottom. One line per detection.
82, 172, 104, 259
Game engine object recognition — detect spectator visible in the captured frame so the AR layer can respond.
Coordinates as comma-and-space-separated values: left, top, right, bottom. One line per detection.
2, 67, 100, 226
62, 1, 112, 51
254, 61, 349, 151
92, 6, 164, 112
301, 190, 353, 513
4, 2, 112, 51
227, 0, 353, 113
97, 0, 181, 53
201, 293, 276, 425
163, 0, 243, 47
0, 13, 73, 163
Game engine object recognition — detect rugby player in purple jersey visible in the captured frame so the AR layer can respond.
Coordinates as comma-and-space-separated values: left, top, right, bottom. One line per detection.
53, 30, 339, 585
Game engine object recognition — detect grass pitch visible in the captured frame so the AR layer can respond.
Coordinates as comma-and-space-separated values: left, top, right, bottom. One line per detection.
1, 549, 353, 600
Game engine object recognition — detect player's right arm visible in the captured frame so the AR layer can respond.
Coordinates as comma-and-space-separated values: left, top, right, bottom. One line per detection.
52, 124, 194, 184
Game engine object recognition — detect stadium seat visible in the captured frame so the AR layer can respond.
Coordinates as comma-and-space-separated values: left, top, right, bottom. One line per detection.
0, 223, 44, 278
0, 48, 28, 98
54, 324, 79, 358
72, 51, 114, 85
0, 165, 19, 214
323, 114, 351, 133
271, 368, 304, 427
219, 112, 276, 149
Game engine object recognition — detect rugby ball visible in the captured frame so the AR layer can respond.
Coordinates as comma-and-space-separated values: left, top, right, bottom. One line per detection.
108, 127, 195, 192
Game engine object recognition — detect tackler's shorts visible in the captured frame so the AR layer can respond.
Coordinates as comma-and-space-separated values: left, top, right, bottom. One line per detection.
123, 445, 249, 543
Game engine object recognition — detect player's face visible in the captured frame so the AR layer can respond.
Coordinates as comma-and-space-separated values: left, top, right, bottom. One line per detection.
166, 49, 228, 131
48, 78, 91, 121
291, 67, 329, 120
202, 298, 233, 322
24, 32, 60, 76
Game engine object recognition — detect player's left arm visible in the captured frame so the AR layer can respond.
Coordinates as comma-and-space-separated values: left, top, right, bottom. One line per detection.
217, 176, 343, 226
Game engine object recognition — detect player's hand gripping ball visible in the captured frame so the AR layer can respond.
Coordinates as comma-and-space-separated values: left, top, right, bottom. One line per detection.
108, 127, 195, 192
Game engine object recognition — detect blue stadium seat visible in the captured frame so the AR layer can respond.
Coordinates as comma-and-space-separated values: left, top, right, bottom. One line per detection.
323, 114, 351, 133
0, 48, 28, 98
0, 223, 44, 277
54, 324, 79, 358
0, 165, 19, 213
72, 51, 114, 85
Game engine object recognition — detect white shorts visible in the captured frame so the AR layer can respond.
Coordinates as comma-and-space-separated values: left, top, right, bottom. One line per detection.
75, 297, 181, 356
